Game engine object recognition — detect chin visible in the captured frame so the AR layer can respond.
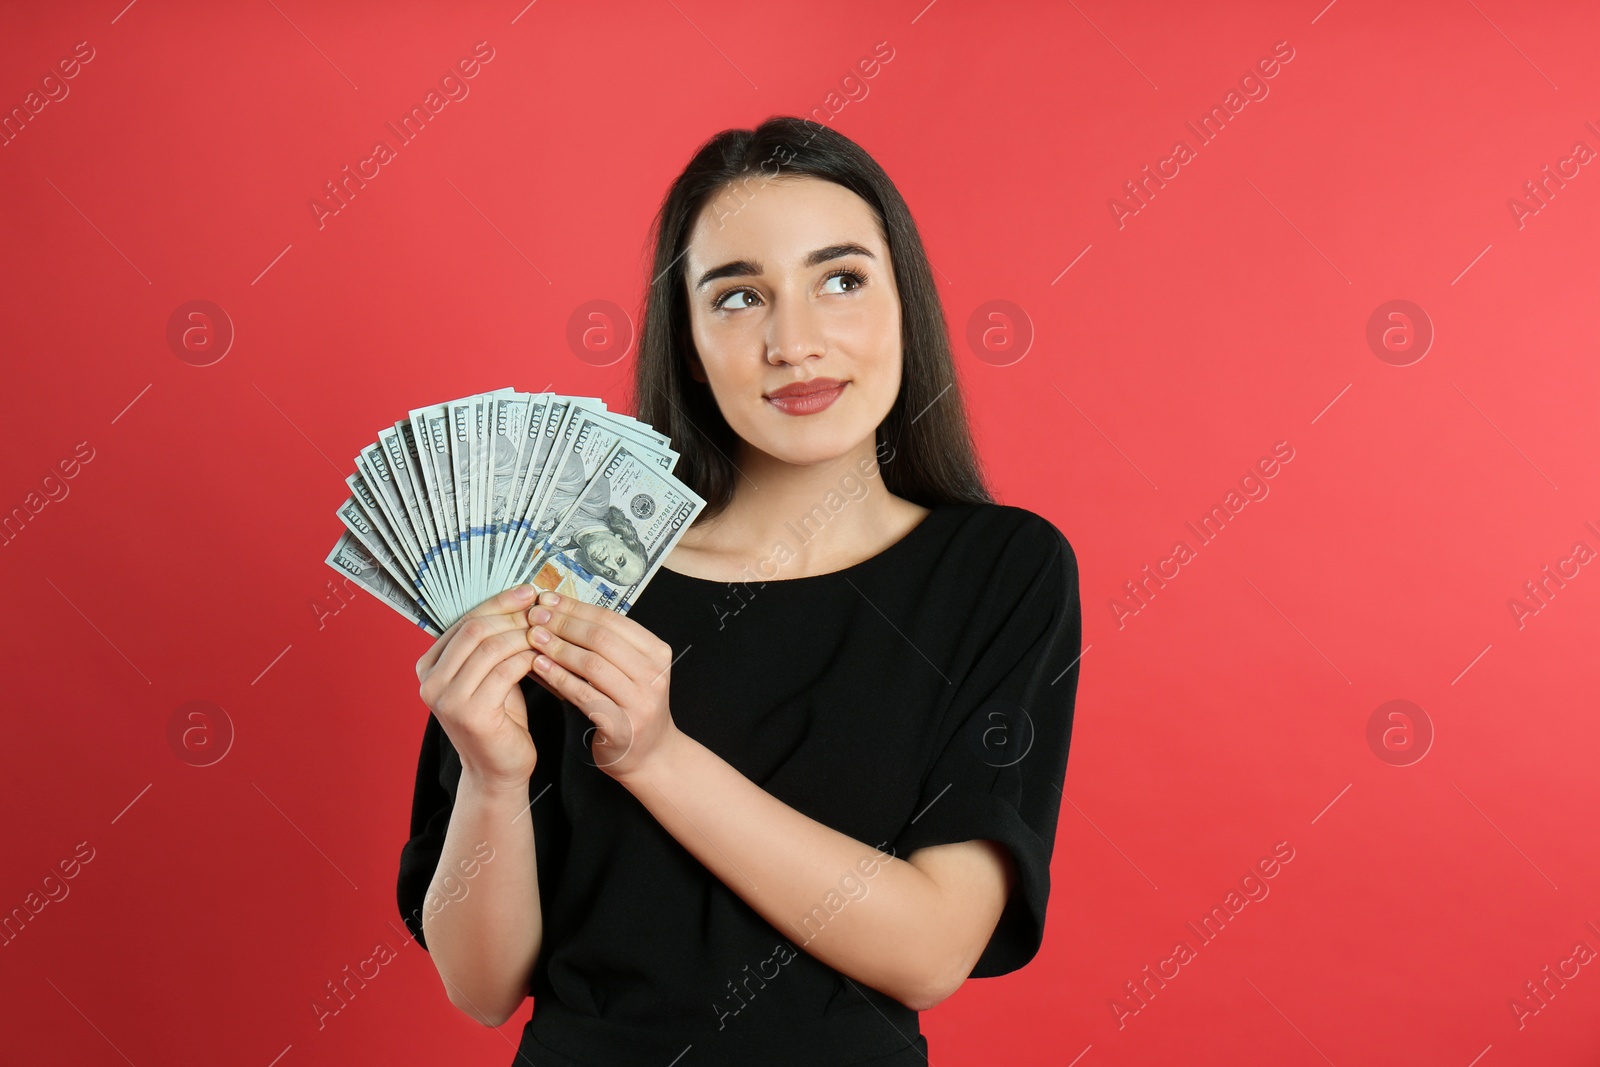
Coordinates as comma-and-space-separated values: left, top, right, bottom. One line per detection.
759, 433, 870, 468
736, 396, 891, 465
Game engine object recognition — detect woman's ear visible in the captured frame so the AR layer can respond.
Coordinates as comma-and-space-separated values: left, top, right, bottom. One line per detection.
687, 351, 708, 384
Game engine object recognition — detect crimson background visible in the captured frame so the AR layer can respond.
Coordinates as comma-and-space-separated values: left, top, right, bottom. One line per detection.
2, 1, 1598, 1064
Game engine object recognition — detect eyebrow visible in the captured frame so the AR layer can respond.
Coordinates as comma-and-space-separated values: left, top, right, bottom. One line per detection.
693, 242, 877, 291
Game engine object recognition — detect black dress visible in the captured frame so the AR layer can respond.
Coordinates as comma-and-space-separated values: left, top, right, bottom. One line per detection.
397, 502, 1083, 1066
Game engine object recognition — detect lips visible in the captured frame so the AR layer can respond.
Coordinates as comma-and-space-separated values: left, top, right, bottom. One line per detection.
765, 377, 847, 399
763, 378, 847, 416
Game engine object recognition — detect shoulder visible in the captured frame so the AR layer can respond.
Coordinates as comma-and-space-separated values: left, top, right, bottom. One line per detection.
931, 502, 1079, 621
949, 502, 1076, 575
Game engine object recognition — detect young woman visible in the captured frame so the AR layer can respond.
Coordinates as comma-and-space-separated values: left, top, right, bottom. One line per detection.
400, 116, 1083, 1066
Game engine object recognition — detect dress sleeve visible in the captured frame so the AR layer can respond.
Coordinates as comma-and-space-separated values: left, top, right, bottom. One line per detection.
396, 708, 452, 952
891, 515, 1082, 978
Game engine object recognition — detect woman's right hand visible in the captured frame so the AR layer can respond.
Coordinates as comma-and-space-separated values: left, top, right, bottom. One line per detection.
415, 583, 544, 791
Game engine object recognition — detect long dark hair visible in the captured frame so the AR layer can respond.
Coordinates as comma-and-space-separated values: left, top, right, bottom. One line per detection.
630, 115, 993, 523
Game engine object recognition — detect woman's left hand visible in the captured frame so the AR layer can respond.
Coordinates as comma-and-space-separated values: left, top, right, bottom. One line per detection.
524, 590, 681, 784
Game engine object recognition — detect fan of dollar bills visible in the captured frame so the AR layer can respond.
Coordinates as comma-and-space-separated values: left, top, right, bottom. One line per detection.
325, 386, 707, 637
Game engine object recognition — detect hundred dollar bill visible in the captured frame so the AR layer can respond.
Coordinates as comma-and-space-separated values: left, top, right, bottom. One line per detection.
518, 398, 586, 521
400, 417, 465, 619
547, 403, 677, 523
408, 387, 515, 618
414, 405, 462, 613
483, 392, 535, 601
469, 392, 498, 603
512, 437, 705, 615
470, 395, 491, 603
331, 389, 695, 636
326, 529, 444, 637
333, 493, 445, 629
489, 396, 581, 593
353, 444, 453, 620
486, 392, 558, 592
374, 425, 461, 621
343, 472, 415, 592
510, 398, 599, 546
445, 399, 476, 605
526, 410, 678, 551
459, 393, 493, 604
497, 405, 677, 597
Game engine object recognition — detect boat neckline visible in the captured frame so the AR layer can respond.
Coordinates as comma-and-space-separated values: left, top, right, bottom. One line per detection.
655, 503, 956, 587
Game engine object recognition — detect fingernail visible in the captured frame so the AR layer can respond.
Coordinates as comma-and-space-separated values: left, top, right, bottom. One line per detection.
539, 592, 560, 605
514, 584, 536, 600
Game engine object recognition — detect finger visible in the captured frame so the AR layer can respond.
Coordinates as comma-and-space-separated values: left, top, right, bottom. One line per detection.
444, 625, 539, 710
423, 612, 531, 700
532, 608, 656, 685
523, 657, 567, 698
467, 645, 539, 712
418, 607, 516, 681
417, 584, 539, 677
418, 592, 537, 685
530, 626, 636, 706
535, 591, 664, 659
532, 648, 608, 710
524, 668, 562, 702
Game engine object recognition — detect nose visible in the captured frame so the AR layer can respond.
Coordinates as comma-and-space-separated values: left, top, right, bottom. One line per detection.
765, 293, 825, 366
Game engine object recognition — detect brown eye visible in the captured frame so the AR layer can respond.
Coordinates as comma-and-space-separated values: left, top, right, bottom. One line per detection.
713, 287, 760, 311
822, 269, 866, 294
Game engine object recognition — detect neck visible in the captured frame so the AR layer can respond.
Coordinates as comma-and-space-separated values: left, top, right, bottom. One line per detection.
704, 433, 903, 575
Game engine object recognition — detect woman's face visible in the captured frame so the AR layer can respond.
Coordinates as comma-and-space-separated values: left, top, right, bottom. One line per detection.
682, 175, 902, 468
